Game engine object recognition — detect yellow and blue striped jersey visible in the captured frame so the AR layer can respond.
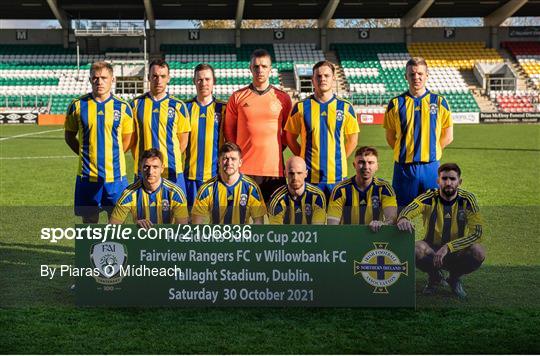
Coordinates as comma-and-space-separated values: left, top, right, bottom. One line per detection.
398, 188, 482, 252
328, 177, 397, 225
131, 93, 191, 178
65, 93, 134, 182
192, 174, 267, 224
184, 97, 226, 181
383, 90, 452, 164
268, 183, 326, 224
285, 95, 360, 184
111, 178, 188, 224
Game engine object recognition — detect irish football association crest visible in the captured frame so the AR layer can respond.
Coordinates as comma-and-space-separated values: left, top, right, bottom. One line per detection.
90, 242, 127, 285
354, 242, 408, 294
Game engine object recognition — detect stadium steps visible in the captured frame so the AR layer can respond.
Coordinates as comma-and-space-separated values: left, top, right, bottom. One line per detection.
459, 70, 497, 112
324, 50, 348, 93
279, 71, 297, 93
470, 89, 498, 112
497, 48, 536, 91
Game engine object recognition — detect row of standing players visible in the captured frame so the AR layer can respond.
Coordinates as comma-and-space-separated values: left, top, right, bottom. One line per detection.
64, 51, 484, 299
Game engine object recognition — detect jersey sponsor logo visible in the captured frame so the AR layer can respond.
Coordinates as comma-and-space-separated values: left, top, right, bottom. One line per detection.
336, 109, 344, 122
239, 193, 248, 207
354, 242, 408, 294
90, 242, 127, 286
113, 109, 121, 122
168, 107, 175, 119
430, 103, 438, 115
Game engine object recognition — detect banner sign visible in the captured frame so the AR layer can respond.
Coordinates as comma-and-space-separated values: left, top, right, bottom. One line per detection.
480, 112, 540, 123
508, 27, 540, 38
452, 112, 479, 124
0, 112, 37, 124
358, 113, 384, 125
75, 225, 415, 307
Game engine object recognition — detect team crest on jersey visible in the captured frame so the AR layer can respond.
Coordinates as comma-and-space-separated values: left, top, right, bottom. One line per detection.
336, 110, 344, 122
214, 112, 221, 124
239, 194, 248, 206
353, 242, 408, 294
162, 199, 170, 212
90, 242, 127, 286
113, 110, 121, 121
430, 103, 438, 115
168, 107, 175, 119
371, 195, 380, 209
305, 203, 312, 216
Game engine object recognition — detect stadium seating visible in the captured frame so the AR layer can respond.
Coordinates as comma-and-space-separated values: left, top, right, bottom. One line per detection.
408, 42, 503, 70
501, 41, 540, 90
491, 91, 539, 113
274, 43, 325, 63
164, 44, 293, 99
333, 43, 480, 112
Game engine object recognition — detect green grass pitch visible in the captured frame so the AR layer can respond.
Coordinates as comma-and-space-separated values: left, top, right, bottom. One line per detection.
0, 124, 539, 353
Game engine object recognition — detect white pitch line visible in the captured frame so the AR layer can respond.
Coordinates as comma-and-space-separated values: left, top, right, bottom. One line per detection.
0, 155, 75, 160
0, 128, 63, 142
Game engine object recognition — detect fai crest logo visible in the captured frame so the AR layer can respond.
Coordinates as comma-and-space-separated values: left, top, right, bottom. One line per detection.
336, 110, 344, 122
239, 194, 248, 206
214, 112, 221, 124
113, 110, 121, 122
354, 242, 408, 294
168, 107, 175, 119
429, 103, 438, 115
90, 242, 127, 285
305, 203, 312, 216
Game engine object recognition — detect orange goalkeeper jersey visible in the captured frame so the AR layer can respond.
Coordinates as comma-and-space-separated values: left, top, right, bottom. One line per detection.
224, 84, 292, 177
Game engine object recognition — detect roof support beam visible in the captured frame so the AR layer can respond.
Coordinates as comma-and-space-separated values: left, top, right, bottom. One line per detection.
318, 0, 340, 28
484, 0, 528, 27
235, 0, 245, 29
143, 0, 155, 30
46, 0, 69, 29
400, 0, 434, 28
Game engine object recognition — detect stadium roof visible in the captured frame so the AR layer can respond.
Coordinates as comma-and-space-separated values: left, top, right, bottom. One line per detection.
1, 0, 538, 26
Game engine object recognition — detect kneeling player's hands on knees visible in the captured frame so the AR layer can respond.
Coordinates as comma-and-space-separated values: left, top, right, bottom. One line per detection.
369, 220, 384, 233
137, 219, 153, 230
397, 218, 414, 233
433, 244, 449, 268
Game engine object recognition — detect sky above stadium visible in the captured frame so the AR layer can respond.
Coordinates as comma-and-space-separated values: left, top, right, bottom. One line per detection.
0, 17, 538, 29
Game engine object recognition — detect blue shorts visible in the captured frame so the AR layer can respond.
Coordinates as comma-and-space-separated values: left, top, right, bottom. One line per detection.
393, 161, 439, 209
74, 176, 128, 217
316, 182, 339, 201
185, 178, 205, 207
134, 172, 187, 196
